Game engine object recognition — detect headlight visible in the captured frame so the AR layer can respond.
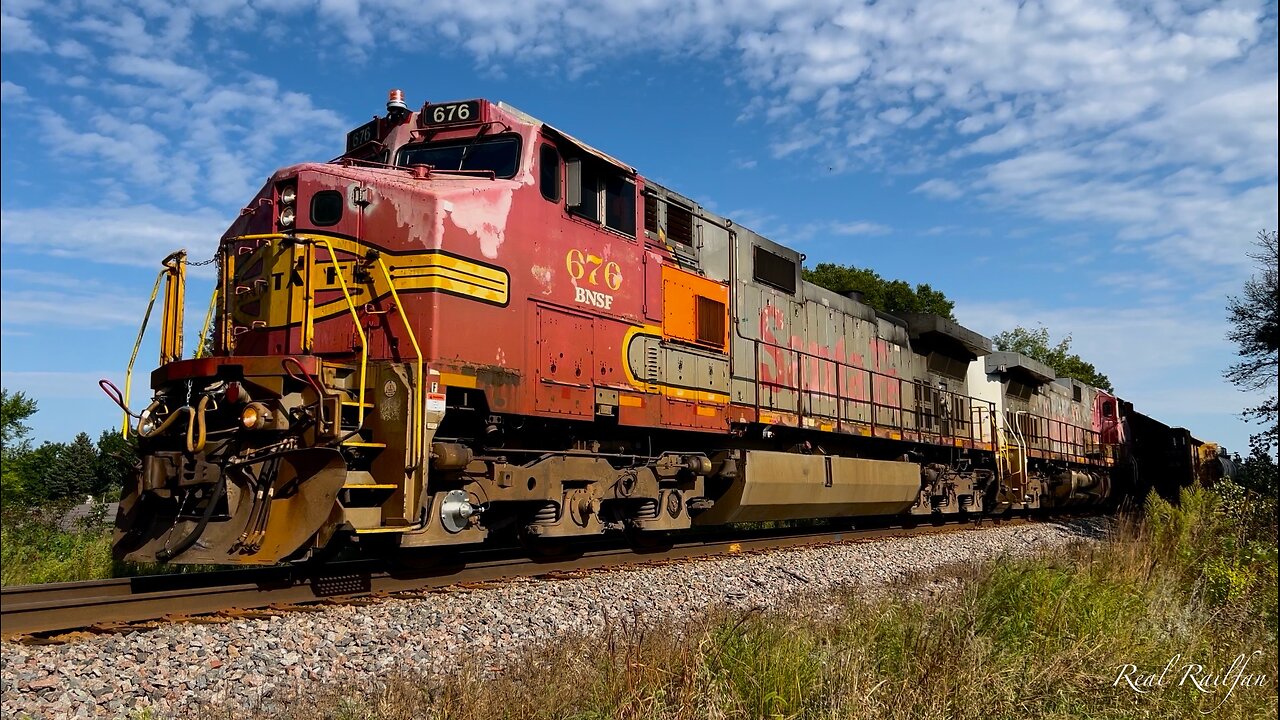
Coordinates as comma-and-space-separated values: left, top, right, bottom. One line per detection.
279, 206, 296, 227
240, 402, 271, 430
279, 186, 297, 206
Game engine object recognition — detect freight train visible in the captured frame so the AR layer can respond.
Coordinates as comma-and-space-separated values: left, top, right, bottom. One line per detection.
110, 91, 1224, 565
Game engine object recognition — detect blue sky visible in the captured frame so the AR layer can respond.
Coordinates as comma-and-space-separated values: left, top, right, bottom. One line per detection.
1, 0, 1276, 454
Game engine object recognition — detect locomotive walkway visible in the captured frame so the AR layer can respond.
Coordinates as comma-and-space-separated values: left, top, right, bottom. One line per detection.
1, 519, 1028, 639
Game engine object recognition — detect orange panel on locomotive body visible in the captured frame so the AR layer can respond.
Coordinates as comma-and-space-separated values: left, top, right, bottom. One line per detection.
114, 92, 1131, 566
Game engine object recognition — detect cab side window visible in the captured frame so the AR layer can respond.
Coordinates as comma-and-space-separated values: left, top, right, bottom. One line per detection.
603, 174, 635, 236
566, 156, 637, 238
539, 144, 560, 202
568, 159, 600, 223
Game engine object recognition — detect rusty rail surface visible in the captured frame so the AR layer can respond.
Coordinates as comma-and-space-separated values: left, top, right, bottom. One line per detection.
1, 518, 1028, 639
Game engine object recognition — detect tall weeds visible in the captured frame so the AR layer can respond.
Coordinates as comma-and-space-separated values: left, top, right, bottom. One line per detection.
0, 505, 115, 586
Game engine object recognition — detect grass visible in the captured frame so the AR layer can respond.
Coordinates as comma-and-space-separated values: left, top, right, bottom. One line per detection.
0, 503, 206, 586
194, 481, 1278, 720
0, 504, 116, 586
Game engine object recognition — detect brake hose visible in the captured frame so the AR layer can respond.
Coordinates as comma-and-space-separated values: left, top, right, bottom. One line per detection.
155, 475, 226, 562
136, 402, 188, 439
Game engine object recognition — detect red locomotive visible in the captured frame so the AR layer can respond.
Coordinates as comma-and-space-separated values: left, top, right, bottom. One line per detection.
111, 91, 1216, 565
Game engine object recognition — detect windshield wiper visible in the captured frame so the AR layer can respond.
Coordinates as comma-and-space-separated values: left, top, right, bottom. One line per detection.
456, 123, 493, 171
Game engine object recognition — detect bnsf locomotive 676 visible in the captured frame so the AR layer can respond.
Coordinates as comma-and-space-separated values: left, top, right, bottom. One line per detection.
111, 92, 1219, 565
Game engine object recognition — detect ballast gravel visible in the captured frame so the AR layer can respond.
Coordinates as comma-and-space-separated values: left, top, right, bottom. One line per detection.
1, 518, 1106, 719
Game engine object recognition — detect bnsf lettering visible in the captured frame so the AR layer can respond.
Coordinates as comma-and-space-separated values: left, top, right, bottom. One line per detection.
574, 286, 614, 309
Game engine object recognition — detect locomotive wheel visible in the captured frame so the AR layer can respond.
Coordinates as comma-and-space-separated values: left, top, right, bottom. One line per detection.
626, 528, 673, 553
518, 530, 574, 560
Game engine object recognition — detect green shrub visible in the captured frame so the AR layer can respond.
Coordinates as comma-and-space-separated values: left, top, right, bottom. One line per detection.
0, 505, 114, 586
0, 504, 205, 586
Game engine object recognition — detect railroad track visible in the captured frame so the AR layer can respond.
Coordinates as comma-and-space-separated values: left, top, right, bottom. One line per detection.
1, 518, 1026, 640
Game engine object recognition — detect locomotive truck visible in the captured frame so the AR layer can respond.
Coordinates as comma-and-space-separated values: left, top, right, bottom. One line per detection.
110, 91, 1215, 565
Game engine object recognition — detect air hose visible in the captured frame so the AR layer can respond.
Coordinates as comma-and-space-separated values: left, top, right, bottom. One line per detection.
155, 475, 226, 562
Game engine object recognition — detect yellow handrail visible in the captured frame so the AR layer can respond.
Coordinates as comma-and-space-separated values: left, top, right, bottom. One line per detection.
374, 255, 424, 467
121, 271, 167, 437
159, 251, 186, 364
302, 241, 315, 353
312, 238, 369, 428
196, 286, 218, 359
122, 252, 188, 437
221, 247, 235, 354
223, 233, 370, 420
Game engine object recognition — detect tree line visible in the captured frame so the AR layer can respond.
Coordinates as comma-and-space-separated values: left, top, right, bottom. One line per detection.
0, 390, 134, 506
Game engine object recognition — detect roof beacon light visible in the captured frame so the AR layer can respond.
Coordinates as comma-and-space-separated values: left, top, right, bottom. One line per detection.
387, 88, 409, 117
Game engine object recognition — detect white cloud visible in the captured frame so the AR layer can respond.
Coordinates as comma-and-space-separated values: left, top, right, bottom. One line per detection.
831, 220, 891, 236
1, 80, 28, 103
1, 205, 226, 268
318, 0, 374, 48
15, 64, 345, 207
913, 178, 963, 200
107, 55, 209, 92
957, 301, 1224, 378
920, 225, 959, 236
54, 39, 92, 59
0, 12, 49, 52
878, 107, 912, 125
0, 288, 142, 328
41, 112, 194, 199
0, 371, 124, 399
70, 12, 155, 55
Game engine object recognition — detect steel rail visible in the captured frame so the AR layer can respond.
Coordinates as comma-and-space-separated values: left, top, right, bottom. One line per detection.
1, 518, 1028, 639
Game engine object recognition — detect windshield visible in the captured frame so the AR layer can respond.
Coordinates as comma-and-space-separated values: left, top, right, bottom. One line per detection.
396, 134, 521, 178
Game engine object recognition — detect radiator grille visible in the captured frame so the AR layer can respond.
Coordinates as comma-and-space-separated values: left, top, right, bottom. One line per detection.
667, 202, 693, 246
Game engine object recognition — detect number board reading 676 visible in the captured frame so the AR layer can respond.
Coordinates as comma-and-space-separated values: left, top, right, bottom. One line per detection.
422, 101, 481, 126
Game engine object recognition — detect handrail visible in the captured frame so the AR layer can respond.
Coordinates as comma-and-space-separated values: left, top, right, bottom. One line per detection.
159, 251, 186, 365
311, 238, 369, 428
302, 241, 315, 353
743, 337, 1112, 464
998, 410, 1029, 492
195, 287, 218, 359
121, 252, 189, 437
746, 338, 996, 444
374, 254, 424, 467
121, 271, 167, 437
220, 232, 372, 427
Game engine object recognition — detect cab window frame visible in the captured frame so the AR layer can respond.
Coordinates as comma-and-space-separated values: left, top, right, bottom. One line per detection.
394, 132, 523, 179
539, 143, 561, 202
565, 156, 637, 240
